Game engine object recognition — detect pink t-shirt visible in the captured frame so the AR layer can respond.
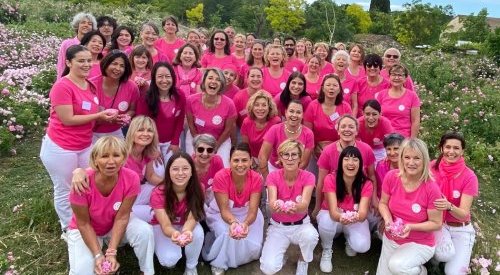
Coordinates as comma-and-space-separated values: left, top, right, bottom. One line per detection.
303, 100, 352, 144
302, 62, 335, 78
241, 116, 281, 158
317, 140, 375, 173
375, 158, 394, 199
376, 89, 421, 138
273, 93, 312, 118
90, 76, 140, 133
263, 123, 314, 168
212, 168, 263, 208
262, 67, 292, 97
284, 57, 305, 73
382, 169, 441, 246
186, 93, 237, 140
125, 155, 151, 182
357, 116, 394, 150
305, 76, 322, 100
151, 49, 170, 65
321, 173, 373, 211
130, 70, 151, 97
135, 93, 186, 145
154, 37, 185, 62
68, 168, 140, 236
224, 83, 240, 100
56, 37, 80, 80
201, 53, 238, 70
194, 154, 225, 190
356, 77, 390, 117
233, 88, 251, 127
174, 65, 202, 98
345, 66, 366, 81
47, 78, 99, 150
150, 185, 188, 226
88, 63, 102, 79
233, 54, 247, 70
341, 76, 359, 108
267, 169, 315, 222
430, 161, 478, 223
380, 68, 415, 91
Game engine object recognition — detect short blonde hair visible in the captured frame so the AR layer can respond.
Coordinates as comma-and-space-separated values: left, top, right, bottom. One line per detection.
276, 139, 304, 166
264, 44, 286, 67
246, 90, 278, 121
398, 138, 433, 183
89, 136, 128, 171
314, 42, 329, 54
125, 116, 159, 159
234, 33, 246, 42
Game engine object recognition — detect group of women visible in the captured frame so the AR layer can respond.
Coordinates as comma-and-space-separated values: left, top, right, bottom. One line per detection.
40, 12, 478, 275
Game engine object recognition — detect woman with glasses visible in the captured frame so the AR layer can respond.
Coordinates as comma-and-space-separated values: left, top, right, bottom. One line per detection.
154, 16, 185, 62
381, 48, 415, 91
356, 54, 390, 117
376, 64, 421, 138
192, 134, 224, 205
201, 30, 239, 70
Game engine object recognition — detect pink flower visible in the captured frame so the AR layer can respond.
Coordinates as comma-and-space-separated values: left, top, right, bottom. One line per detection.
231, 223, 244, 237
101, 260, 112, 273
282, 201, 296, 212
388, 218, 405, 237
341, 211, 358, 222
1, 88, 9, 96
478, 257, 492, 268
8, 125, 15, 132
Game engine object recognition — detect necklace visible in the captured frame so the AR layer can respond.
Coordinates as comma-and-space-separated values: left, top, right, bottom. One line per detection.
285, 123, 301, 134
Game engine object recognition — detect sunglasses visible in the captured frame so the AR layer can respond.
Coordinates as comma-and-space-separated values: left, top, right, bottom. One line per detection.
197, 146, 214, 154
385, 54, 399, 59
365, 63, 380, 68
214, 38, 226, 41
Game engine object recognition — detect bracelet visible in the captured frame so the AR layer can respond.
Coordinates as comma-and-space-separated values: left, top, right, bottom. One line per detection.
94, 253, 103, 260
229, 220, 238, 225
105, 248, 117, 256
448, 204, 453, 211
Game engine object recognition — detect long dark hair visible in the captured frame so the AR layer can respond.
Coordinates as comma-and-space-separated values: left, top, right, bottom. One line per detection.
80, 30, 106, 60
146, 62, 179, 117
280, 71, 308, 108
110, 26, 135, 50
100, 50, 132, 83
62, 45, 90, 77
336, 146, 367, 204
318, 74, 343, 105
433, 131, 466, 171
208, 30, 231, 55
247, 40, 265, 66
163, 152, 205, 222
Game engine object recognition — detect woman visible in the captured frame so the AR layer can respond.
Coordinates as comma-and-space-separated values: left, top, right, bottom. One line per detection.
346, 43, 366, 81
376, 64, 421, 138
154, 16, 185, 62
172, 43, 203, 98
129, 45, 153, 96
90, 50, 138, 141
233, 67, 264, 127
313, 115, 376, 219
186, 68, 236, 167
150, 152, 205, 275
202, 143, 264, 275
241, 91, 281, 164
245, 33, 256, 56
96, 16, 117, 50
136, 62, 185, 162
40, 45, 116, 232
67, 136, 154, 275
332, 50, 358, 115
260, 139, 318, 275
240, 41, 266, 87
357, 100, 395, 163
222, 63, 240, 99
274, 72, 311, 118
110, 25, 135, 55
262, 44, 291, 97
317, 146, 373, 273
192, 134, 225, 205
432, 132, 478, 275
259, 100, 314, 178
381, 48, 415, 91
186, 29, 203, 55
80, 30, 106, 78
302, 42, 334, 77
295, 39, 309, 64
56, 12, 96, 79
357, 54, 390, 117
201, 30, 238, 70
139, 22, 169, 65
232, 34, 247, 69
304, 39, 313, 57
304, 55, 323, 100
376, 138, 442, 275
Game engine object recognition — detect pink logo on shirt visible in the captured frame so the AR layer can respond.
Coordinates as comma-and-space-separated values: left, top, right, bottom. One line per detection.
94, 96, 99, 104
280, 82, 286, 90
398, 105, 405, 111
453, 190, 461, 198
118, 101, 129, 111
344, 88, 350, 94
113, 202, 122, 211
293, 67, 297, 72
190, 82, 196, 88
212, 115, 223, 125
411, 203, 421, 213
208, 178, 214, 186
295, 195, 303, 203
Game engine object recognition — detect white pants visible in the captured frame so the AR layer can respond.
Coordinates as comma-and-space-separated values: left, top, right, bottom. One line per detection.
132, 161, 164, 222
202, 200, 264, 270
267, 161, 279, 174
39, 135, 91, 230
186, 130, 232, 168
92, 129, 124, 144
67, 215, 154, 275
260, 217, 318, 275
376, 234, 435, 275
433, 224, 475, 275
367, 209, 382, 232
373, 148, 387, 166
317, 210, 371, 253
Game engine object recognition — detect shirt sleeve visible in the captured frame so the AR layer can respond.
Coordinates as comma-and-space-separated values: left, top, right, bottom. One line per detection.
265, 171, 278, 188
304, 128, 315, 149
226, 98, 237, 118
171, 94, 186, 146
322, 174, 336, 193
361, 180, 374, 197
263, 124, 277, 143
303, 102, 315, 124
382, 170, 396, 196
426, 181, 441, 210
50, 81, 73, 106
317, 145, 332, 170
150, 186, 165, 209
462, 170, 479, 196
250, 171, 263, 193
410, 91, 421, 108
212, 170, 229, 194
124, 171, 140, 198
303, 170, 316, 187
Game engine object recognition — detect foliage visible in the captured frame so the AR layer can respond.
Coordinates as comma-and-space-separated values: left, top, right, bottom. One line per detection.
369, 0, 390, 13
368, 11, 393, 35
0, 1, 25, 24
186, 3, 204, 27
303, 0, 355, 43
232, 0, 270, 38
458, 8, 490, 43
265, 0, 306, 34
346, 4, 372, 34
485, 28, 500, 65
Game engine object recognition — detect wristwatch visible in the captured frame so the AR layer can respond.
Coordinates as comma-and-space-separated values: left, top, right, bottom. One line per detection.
448, 203, 453, 211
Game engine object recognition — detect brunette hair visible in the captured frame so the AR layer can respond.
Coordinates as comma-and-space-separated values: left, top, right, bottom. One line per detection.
247, 40, 266, 66
335, 146, 367, 203
110, 26, 135, 50
348, 43, 365, 65
62, 45, 90, 77
433, 131, 466, 171
383, 133, 405, 148
362, 99, 381, 113
279, 72, 308, 108
200, 68, 226, 93
96, 16, 117, 30
318, 74, 343, 105
230, 142, 251, 159
208, 30, 231, 55
161, 15, 179, 32
363, 54, 383, 70
100, 50, 132, 83
129, 45, 153, 71
172, 43, 201, 68
80, 30, 106, 60
146, 62, 179, 117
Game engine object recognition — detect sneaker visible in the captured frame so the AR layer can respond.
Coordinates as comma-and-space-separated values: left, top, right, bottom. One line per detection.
211, 265, 225, 275
320, 248, 333, 273
296, 260, 309, 275
184, 267, 198, 275
345, 242, 357, 257
60, 230, 68, 243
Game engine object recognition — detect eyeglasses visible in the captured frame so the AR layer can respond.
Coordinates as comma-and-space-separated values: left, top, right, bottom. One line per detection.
197, 146, 214, 154
365, 63, 380, 69
214, 38, 226, 41
390, 73, 405, 78
279, 152, 300, 160
385, 54, 399, 59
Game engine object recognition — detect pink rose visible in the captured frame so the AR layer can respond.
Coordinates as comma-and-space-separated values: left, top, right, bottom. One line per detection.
101, 260, 112, 273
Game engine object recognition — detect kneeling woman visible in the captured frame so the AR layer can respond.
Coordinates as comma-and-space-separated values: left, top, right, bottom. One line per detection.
202, 143, 264, 275
150, 152, 205, 274
67, 136, 154, 275
317, 146, 373, 273
260, 139, 318, 275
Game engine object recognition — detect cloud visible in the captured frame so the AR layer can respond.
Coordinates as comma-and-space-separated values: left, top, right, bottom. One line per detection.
390, 4, 404, 11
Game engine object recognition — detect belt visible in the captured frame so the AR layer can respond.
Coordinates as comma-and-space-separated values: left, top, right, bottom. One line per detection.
271, 215, 307, 226
446, 221, 470, 227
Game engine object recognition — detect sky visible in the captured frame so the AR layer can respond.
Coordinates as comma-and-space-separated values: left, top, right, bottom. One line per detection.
308, 0, 500, 18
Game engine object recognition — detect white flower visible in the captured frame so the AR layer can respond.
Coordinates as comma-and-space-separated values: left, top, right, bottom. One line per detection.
488, 155, 494, 162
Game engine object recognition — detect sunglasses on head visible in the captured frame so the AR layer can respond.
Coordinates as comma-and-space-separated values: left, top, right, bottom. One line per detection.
197, 146, 214, 154
385, 54, 399, 59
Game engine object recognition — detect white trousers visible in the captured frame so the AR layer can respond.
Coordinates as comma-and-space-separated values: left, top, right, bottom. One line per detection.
153, 223, 204, 269
132, 160, 165, 222
67, 215, 155, 275
92, 129, 124, 144
373, 148, 387, 166
186, 130, 231, 168
39, 135, 91, 230
260, 217, 319, 275
376, 234, 435, 275
317, 210, 371, 253
433, 224, 475, 275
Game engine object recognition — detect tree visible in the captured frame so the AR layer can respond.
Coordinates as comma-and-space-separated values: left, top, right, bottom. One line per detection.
459, 8, 490, 43
233, 0, 270, 37
369, 0, 390, 13
302, 0, 355, 43
186, 3, 204, 27
346, 4, 372, 33
369, 11, 393, 35
265, 0, 306, 34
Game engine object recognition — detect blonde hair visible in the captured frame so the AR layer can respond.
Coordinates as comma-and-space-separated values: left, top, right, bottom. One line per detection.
336, 114, 359, 131
246, 90, 278, 120
313, 42, 329, 54
234, 33, 246, 42
276, 139, 304, 166
125, 116, 159, 159
89, 136, 128, 170
264, 44, 286, 67
398, 138, 433, 183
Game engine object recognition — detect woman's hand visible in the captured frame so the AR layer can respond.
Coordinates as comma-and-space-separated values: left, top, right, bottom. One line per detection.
434, 196, 451, 211
105, 255, 120, 274
71, 168, 89, 195
94, 255, 105, 274
171, 230, 182, 246
229, 222, 248, 240
311, 205, 321, 221
179, 230, 193, 246
99, 110, 118, 122
397, 224, 411, 239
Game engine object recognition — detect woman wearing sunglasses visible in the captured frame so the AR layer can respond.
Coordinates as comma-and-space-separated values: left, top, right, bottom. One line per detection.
192, 134, 224, 205
356, 54, 390, 117
380, 48, 415, 91
201, 30, 239, 70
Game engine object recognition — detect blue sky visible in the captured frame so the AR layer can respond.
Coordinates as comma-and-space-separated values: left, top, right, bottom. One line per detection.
309, 0, 500, 18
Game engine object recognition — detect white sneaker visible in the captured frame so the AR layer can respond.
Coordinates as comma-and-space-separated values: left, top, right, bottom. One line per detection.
211, 265, 225, 275
184, 267, 198, 275
60, 231, 68, 243
320, 248, 333, 273
345, 242, 357, 257
296, 260, 309, 275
